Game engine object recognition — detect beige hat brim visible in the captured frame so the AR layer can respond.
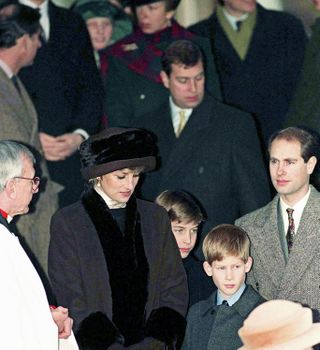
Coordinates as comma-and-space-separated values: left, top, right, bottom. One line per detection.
238, 324, 320, 350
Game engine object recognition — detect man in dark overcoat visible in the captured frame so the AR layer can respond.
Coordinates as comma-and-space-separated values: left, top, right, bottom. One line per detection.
128, 39, 271, 254
19, 0, 104, 207
105, 0, 222, 128
189, 0, 307, 146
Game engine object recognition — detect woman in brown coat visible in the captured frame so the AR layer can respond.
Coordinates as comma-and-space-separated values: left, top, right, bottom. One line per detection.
48, 127, 188, 350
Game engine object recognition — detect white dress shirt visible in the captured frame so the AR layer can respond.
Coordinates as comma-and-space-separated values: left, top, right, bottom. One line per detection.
169, 97, 192, 135
280, 186, 311, 235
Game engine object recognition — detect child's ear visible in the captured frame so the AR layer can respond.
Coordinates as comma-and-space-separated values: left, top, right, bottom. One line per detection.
203, 261, 213, 277
244, 256, 253, 273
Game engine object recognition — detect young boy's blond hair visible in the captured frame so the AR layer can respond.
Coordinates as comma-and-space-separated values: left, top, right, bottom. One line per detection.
202, 224, 250, 264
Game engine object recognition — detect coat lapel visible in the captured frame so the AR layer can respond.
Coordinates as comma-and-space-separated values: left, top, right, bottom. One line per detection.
161, 96, 213, 181
279, 187, 320, 294
0, 69, 37, 143
251, 196, 286, 288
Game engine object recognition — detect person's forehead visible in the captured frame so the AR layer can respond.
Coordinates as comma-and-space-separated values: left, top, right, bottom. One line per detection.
171, 61, 203, 76
270, 138, 302, 156
172, 219, 199, 227
21, 156, 35, 175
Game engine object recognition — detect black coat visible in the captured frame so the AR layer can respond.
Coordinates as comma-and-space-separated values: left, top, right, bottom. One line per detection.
131, 94, 270, 254
19, 2, 104, 207
183, 254, 215, 307
48, 189, 188, 349
190, 4, 306, 145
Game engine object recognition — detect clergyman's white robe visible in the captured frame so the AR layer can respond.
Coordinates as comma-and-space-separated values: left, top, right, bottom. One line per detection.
0, 222, 78, 349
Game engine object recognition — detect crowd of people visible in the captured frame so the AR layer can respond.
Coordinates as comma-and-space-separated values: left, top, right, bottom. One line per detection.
1, 0, 320, 349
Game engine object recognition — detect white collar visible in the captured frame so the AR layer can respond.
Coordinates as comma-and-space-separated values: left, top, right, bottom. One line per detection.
222, 8, 249, 31
19, 0, 48, 12
0, 59, 14, 78
94, 185, 127, 209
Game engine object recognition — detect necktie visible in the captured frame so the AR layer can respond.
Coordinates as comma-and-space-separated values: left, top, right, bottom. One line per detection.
236, 20, 242, 32
222, 300, 229, 306
176, 110, 186, 137
11, 75, 21, 95
286, 208, 295, 253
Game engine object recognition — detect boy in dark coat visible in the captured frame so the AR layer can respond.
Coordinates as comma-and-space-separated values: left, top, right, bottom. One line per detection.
182, 224, 265, 350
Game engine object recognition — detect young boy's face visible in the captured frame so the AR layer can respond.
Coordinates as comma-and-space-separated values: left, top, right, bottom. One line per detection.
203, 255, 252, 299
171, 219, 199, 259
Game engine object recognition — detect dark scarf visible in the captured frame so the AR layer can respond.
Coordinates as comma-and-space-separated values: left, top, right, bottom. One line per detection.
108, 20, 194, 83
81, 187, 149, 346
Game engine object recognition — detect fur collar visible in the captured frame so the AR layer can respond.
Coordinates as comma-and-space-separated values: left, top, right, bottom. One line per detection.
81, 187, 149, 346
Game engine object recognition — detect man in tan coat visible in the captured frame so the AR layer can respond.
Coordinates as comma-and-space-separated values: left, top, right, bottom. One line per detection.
0, 2, 61, 274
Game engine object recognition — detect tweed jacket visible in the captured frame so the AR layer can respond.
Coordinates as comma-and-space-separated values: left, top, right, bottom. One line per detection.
130, 94, 270, 254
190, 4, 306, 145
0, 67, 61, 274
236, 186, 320, 313
19, 1, 103, 207
182, 285, 265, 350
48, 194, 188, 348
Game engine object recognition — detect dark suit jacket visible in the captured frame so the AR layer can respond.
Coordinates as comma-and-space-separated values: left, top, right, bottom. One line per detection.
48, 197, 188, 335
19, 2, 104, 206
236, 186, 320, 314
190, 4, 306, 145
131, 94, 270, 253
182, 285, 265, 350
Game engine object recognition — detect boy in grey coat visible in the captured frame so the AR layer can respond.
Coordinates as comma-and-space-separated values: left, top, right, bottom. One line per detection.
182, 224, 265, 350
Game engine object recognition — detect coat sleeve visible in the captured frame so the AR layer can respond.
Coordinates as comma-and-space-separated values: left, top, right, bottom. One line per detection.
231, 112, 271, 216
142, 209, 187, 349
48, 210, 89, 330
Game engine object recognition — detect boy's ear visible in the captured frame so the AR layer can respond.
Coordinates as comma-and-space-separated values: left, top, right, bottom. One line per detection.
203, 261, 213, 277
244, 256, 253, 273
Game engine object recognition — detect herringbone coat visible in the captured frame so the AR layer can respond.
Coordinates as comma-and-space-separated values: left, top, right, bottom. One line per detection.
236, 186, 320, 313
0, 67, 61, 274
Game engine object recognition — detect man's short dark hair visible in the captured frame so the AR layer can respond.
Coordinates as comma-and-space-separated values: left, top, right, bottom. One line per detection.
268, 127, 320, 163
161, 39, 204, 76
0, 3, 40, 48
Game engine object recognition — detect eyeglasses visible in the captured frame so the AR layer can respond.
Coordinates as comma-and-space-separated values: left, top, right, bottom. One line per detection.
13, 176, 41, 192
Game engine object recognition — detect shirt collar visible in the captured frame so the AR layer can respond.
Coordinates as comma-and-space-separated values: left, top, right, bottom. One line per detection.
0, 208, 13, 224
222, 7, 249, 31
216, 283, 246, 306
0, 59, 14, 78
280, 186, 311, 233
19, 0, 48, 12
280, 186, 311, 214
94, 185, 126, 209
169, 97, 193, 117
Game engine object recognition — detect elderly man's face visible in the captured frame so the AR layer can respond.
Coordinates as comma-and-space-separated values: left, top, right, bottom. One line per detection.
223, 0, 256, 18
12, 156, 38, 216
160, 60, 205, 109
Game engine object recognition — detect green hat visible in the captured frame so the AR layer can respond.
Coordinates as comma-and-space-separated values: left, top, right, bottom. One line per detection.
73, 0, 118, 21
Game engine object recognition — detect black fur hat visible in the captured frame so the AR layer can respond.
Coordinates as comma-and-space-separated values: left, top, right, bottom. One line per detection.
80, 127, 157, 180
